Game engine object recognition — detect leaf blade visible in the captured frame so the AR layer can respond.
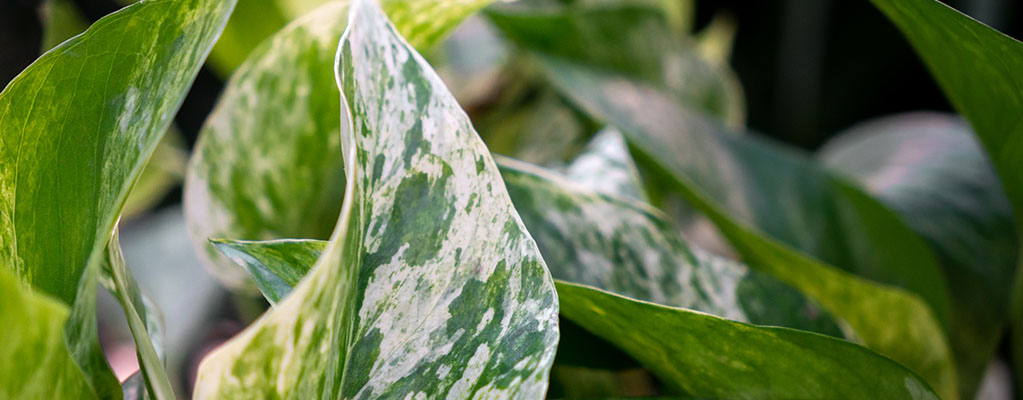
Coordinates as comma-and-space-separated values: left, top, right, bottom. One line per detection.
0, 0, 236, 395
555, 280, 940, 399
535, 55, 958, 397
192, 0, 559, 397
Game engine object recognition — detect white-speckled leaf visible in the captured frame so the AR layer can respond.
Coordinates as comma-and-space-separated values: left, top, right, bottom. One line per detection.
498, 157, 842, 336
563, 128, 648, 202
192, 0, 559, 397
186, 0, 501, 292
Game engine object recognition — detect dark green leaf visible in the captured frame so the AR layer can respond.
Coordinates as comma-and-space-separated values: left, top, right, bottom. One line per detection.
536, 55, 957, 397
556, 281, 940, 399
868, 0, 1023, 219
820, 112, 1018, 397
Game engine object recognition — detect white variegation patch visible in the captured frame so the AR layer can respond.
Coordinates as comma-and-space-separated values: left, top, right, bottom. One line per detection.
193, 0, 558, 398
563, 127, 647, 202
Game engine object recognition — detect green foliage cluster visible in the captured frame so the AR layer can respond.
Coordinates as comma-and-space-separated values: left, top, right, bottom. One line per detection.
1, 0, 1021, 398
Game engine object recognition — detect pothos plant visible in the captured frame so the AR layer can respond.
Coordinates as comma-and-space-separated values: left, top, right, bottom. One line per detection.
1, 0, 1021, 398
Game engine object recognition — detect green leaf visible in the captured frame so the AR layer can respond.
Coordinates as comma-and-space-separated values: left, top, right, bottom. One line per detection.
0, 269, 95, 399
820, 112, 1018, 398
205, 0, 293, 76
211, 239, 325, 304
867, 3, 1023, 395
536, 55, 957, 398
868, 0, 1023, 220
122, 129, 187, 219
555, 281, 940, 399
101, 229, 174, 400
498, 156, 842, 337
486, 0, 745, 127
192, 0, 558, 397
0, 0, 235, 396
186, 0, 501, 291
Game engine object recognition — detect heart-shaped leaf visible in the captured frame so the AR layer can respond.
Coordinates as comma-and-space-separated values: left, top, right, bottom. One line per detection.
192, 0, 559, 397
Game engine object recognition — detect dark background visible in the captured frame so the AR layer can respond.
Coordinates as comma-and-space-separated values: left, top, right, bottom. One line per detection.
3, 0, 1021, 150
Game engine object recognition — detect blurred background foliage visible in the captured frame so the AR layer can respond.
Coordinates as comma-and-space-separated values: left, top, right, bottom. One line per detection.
2, 0, 1021, 397
4, 0, 1021, 151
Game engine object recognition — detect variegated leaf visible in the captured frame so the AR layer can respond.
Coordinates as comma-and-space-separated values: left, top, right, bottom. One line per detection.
192, 0, 558, 397
186, 0, 500, 292
498, 156, 842, 336
563, 127, 648, 202
212, 238, 325, 304
537, 55, 958, 398
0, 0, 235, 397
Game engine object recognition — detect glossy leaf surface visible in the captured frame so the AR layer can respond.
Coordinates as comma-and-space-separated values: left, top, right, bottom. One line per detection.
192, 1, 559, 397
821, 113, 1018, 397
499, 156, 842, 336
536, 55, 957, 397
869, 0, 1023, 218
186, 0, 499, 291
556, 281, 939, 399
0, 0, 235, 396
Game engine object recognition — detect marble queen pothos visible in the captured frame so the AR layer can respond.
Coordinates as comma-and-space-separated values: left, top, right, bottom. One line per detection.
192, 0, 559, 398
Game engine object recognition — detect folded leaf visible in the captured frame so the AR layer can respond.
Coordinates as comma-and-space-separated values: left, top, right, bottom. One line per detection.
0, 0, 235, 396
192, 0, 558, 397
186, 0, 501, 291
212, 238, 324, 304
556, 281, 940, 399
536, 55, 957, 398
101, 230, 173, 400
821, 112, 1018, 397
